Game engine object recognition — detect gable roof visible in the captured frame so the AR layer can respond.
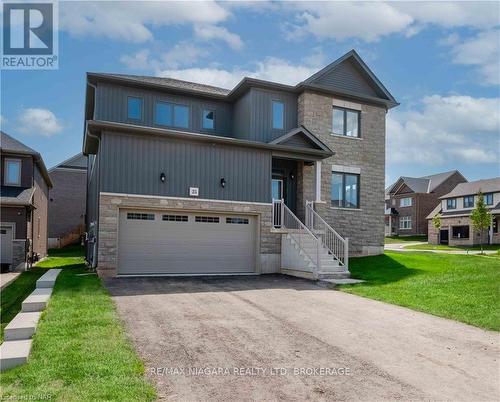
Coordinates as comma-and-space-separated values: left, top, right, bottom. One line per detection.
49, 153, 87, 172
388, 170, 464, 195
0, 187, 35, 206
87, 50, 398, 110
269, 126, 333, 153
0, 131, 52, 188
439, 178, 500, 199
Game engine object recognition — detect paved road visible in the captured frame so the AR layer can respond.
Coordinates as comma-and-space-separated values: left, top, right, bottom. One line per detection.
105, 275, 499, 401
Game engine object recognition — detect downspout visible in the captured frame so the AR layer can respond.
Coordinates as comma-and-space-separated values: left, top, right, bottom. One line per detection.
86, 128, 100, 270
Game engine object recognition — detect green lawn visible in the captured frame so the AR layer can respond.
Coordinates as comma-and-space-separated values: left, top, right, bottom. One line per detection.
384, 235, 427, 244
0, 248, 156, 401
404, 243, 500, 251
340, 251, 500, 331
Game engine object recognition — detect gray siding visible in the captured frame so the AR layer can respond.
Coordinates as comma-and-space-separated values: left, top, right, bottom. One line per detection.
99, 131, 272, 203
95, 83, 233, 137
232, 90, 252, 140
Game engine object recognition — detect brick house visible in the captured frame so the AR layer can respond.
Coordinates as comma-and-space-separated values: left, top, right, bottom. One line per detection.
48, 153, 87, 248
385, 170, 467, 236
0, 131, 52, 270
83, 50, 398, 279
427, 178, 500, 246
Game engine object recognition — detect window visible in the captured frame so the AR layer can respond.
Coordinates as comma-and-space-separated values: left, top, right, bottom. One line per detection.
127, 97, 142, 120
463, 195, 474, 208
485, 193, 494, 206
493, 217, 499, 233
272, 101, 284, 130
332, 107, 360, 137
452, 225, 469, 239
446, 198, 456, 209
195, 216, 219, 223
155, 101, 189, 128
399, 216, 412, 229
400, 197, 412, 207
162, 215, 188, 222
4, 159, 21, 186
202, 110, 215, 129
127, 212, 154, 220
226, 217, 249, 224
331, 172, 360, 209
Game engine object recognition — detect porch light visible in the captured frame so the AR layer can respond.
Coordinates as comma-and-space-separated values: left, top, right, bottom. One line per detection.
160, 172, 166, 183
290, 172, 295, 180
220, 178, 226, 188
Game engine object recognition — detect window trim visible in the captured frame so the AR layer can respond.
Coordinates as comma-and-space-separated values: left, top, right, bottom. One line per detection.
463, 195, 475, 208
154, 100, 190, 129
332, 106, 361, 138
399, 197, 412, 207
126, 96, 143, 121
202, 108, 215, 130
399, 216, 412, 230
446, 198, 457, 209
4, 158, 22, 186
331, 171, 360, 209
484, 193, 494, 206
271, 100, 285, 130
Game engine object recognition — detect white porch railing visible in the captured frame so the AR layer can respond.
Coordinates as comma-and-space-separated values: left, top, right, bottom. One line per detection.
272, 199, 322, 270
305, 201, 349, 269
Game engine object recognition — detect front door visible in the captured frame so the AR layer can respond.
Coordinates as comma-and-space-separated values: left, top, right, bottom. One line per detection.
0, 227, 13, 265
440, 229, 449, 245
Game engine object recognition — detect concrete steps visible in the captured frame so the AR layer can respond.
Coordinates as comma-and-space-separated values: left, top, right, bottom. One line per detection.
1, 269, 61, 371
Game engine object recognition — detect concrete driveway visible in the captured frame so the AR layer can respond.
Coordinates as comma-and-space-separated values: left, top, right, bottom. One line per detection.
105, 275, 499, 401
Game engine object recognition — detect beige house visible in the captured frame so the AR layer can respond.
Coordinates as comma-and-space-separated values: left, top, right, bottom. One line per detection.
427, 178, 500, 246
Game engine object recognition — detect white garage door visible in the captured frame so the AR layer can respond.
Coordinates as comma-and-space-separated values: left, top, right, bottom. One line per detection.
117, 210, 257, 275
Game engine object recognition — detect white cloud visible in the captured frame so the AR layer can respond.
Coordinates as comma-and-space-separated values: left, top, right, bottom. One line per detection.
387, 95, 499, 166
156, 56, 320, 88
285, 1, 499, 42
18, 108, 63, 137
194, 25, 243, 50
60, 1, 229, 43
448, 30, 500, 86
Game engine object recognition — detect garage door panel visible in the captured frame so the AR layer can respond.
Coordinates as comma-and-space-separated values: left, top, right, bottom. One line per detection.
118, 210, 257, 275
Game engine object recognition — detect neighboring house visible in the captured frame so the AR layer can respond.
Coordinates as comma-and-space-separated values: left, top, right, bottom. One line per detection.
83, 49, 398, 279
427, 178, 500, 246
0, 131, 52, 270
385, 171, 467, 236
48, 153, 87, 248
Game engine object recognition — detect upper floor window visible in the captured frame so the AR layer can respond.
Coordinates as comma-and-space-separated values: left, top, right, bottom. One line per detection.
463, 195, 474, 208
127, 96, 142, 120
202, 109, 215, 130
272, 101, 284, 130
400, 197, 412, 207
332, 107, 360, 137
485, 193, 494, 205
155, 101, 189, 128
332, 172, 359, 209
4, 158, 21, 186
447, 198, 457, 209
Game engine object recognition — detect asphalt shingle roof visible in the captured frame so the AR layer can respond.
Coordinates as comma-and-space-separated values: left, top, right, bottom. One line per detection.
388, 170, 463, 194
0, 187, 35, 206
440, 178, 500, 199
1, 131, 38, 155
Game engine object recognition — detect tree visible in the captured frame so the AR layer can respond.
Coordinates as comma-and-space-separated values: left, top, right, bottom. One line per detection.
432, 215, 441, 244
470, 192, 492, 254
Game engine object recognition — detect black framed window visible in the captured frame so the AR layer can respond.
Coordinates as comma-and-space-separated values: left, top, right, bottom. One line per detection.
452, 225, 469, 239
155, 101, 189, 128
463, 195, 474, 208
485, 193, 494, 205
332, 107, 360, 137
331, 172, 360, 208
446, 198, 457, 209
272, 101, 284, 130
4, 158, 21, 186
202, 109, 215, 129
127, 96, 142, 120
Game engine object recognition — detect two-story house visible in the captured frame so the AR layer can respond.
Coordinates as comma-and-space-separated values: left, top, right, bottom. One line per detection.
48, 153, 87, 248
0, 131, 52, 271
385, 171, 467, 236
427, 178, 500, 246
83, 50, 398, 279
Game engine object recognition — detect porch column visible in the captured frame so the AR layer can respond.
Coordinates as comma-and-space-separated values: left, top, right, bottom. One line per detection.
314, 161, 322, 203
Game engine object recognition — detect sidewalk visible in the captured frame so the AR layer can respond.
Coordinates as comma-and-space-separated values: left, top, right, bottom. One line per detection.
384, 243, 498, 255
0, 272, 20, 291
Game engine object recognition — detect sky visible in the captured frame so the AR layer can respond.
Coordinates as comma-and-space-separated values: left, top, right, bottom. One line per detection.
1, 0, 499, 186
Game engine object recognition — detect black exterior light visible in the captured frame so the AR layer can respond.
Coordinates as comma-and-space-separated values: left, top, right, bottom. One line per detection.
290, 172, 295, 180
160, 172, 166, 183
220, 178, 226, 188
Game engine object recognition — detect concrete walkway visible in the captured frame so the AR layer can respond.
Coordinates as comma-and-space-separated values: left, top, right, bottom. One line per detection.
105, 275, 499, 401
0, 272, 20, 290
384, 242, 498, 254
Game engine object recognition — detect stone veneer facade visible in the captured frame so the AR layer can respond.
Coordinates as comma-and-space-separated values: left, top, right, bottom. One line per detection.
428, 215, 499, 246
97, 193, 281, 277
298, 91, 386, 256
